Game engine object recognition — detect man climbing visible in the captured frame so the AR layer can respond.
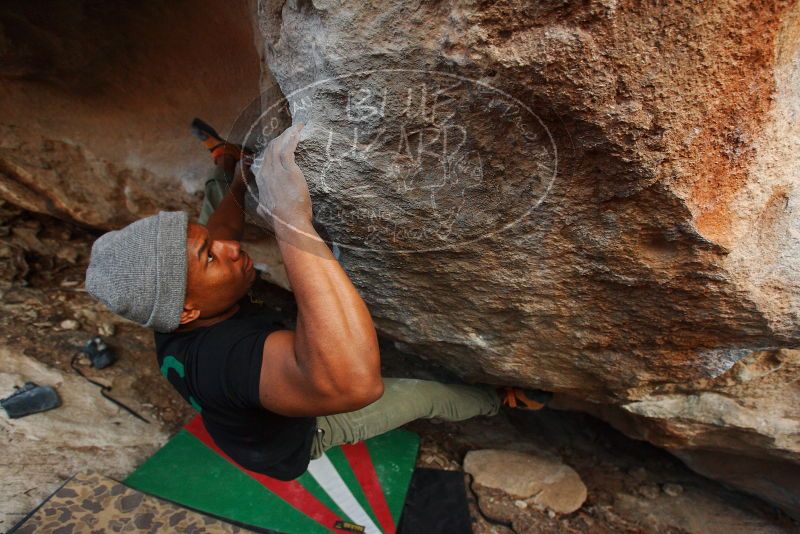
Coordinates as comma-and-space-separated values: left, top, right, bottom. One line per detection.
85, 120, 549, 480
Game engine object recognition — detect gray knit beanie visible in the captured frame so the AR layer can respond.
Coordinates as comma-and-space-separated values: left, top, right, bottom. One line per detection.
85, 211, 188, 333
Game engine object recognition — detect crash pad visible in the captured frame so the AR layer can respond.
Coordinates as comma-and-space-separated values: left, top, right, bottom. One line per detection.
397, 468, 472, 534
124, 414, 419, 534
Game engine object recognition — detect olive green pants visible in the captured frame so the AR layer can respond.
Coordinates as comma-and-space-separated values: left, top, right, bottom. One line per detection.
198, 165, 229, 226
310, 378, 501, 458
198, 166, 502, 458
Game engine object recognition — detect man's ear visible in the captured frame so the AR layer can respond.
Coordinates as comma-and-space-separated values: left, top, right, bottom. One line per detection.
180, 305, 201, 325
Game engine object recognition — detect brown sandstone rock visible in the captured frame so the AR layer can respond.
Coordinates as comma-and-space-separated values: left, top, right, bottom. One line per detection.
464, 449, 587, 514
0, 0, 266, 226
0, 0, 289, 286
258, 0, 800, 390
256, 0, 800, 515
553, 348, 800, 515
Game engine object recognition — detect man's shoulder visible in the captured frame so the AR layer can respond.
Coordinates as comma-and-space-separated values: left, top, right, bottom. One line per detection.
155, 309, 285, 355
154, 310, 279, 412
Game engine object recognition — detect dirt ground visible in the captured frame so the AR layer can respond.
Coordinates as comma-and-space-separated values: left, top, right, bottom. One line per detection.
1, 202, 797, 533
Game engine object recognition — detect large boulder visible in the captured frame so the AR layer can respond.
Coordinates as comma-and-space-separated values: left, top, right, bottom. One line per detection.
256, 0, 800, 516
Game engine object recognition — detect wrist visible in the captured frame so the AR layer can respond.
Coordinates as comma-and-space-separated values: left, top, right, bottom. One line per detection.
273, 213, 314, 235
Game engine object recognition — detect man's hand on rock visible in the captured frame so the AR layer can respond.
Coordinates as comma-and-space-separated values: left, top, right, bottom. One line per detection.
255, 123, 313, 230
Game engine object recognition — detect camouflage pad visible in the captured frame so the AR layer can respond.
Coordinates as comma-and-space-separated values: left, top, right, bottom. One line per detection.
11, 471, 252, 533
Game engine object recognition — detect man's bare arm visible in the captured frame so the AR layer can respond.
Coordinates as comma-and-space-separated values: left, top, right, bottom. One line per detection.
256, 124, 383, 416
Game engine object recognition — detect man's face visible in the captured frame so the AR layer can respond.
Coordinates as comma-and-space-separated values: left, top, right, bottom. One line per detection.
182, 222, 257, 320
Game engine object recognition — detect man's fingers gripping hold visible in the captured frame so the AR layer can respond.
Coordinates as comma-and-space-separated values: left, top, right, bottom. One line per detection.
279, 123, 304, 170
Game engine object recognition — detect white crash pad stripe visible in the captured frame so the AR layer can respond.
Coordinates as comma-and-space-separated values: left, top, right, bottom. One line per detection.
307, 454, 383, 534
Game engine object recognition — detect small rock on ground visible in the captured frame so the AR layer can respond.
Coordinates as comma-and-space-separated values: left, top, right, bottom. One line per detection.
59, 319, 79, 330
464, 449, 587, 514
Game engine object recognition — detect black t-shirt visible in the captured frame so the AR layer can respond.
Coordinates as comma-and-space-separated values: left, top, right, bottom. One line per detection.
153, 305, 316, 480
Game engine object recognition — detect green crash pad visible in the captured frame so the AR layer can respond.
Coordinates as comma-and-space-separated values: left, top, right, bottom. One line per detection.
125, 414, 419, 534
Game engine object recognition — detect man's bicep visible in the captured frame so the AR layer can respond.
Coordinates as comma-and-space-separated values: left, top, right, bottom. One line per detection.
259, 330, 324, 416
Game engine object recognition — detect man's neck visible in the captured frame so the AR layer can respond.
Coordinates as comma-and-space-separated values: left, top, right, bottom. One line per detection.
174, 303, 241, 333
